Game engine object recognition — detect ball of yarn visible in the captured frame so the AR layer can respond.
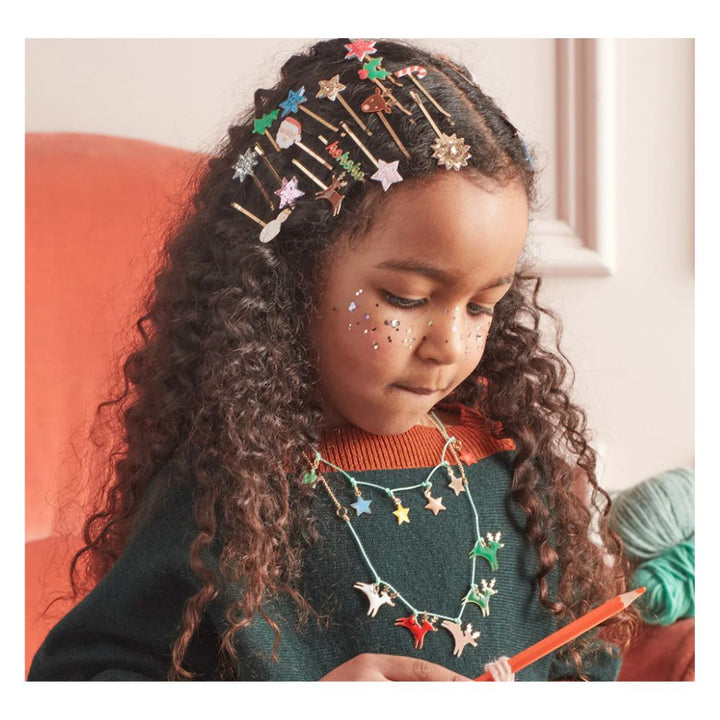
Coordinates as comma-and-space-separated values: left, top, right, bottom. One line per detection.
608, 467, 694, 562
631, 540, 695, 624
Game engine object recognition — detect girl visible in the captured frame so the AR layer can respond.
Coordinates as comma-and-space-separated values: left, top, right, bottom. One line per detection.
29, 38, 635, 681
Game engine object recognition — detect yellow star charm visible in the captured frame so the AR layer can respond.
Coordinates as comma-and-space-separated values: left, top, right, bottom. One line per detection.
393, 503, 410, 525
316, 74, 346, 102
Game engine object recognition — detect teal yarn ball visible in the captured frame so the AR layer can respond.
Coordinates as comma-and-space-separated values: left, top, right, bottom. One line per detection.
631, 540, 695, 625
608, 467, 694, 562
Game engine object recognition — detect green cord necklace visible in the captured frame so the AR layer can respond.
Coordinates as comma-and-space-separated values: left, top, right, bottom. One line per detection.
303, 410, 505, 657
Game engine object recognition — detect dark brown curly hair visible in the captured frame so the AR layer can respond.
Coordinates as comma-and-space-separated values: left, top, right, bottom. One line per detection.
67, 38, 636, 680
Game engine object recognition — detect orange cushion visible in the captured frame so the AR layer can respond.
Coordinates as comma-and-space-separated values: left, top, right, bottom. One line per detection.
26, 133, 203, 675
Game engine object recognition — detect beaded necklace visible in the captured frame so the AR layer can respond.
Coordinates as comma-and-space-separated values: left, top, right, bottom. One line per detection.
302, 410, 505, 657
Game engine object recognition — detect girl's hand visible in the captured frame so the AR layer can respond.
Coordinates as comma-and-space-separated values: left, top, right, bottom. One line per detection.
318, 653, 473, 681
483, 656, 515, 681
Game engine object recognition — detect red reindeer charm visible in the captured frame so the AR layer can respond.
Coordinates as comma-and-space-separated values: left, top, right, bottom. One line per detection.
394, 615, 438, 650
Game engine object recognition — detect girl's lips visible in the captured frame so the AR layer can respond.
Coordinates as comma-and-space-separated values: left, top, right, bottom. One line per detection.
393, 384, 441, 396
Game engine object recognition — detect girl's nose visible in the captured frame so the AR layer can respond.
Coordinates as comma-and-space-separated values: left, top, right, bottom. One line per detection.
414, 310, 466, 365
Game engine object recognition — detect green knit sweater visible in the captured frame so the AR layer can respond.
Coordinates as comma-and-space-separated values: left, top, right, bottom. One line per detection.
28, 404, 621, 681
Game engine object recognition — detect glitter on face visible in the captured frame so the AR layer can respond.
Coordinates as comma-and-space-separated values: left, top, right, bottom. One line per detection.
348, 323, 353, 330
348, 301, 357, 311
452, 326, 457, 332
384, 319, 401, 328
372, 342, 378, 350
364, 329, 369, 334
355, 289, 364, 296
427, 320, 433, 327
364, 314, 370, 320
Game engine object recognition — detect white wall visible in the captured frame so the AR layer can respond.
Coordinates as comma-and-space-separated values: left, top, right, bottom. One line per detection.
25, 38, 694, 491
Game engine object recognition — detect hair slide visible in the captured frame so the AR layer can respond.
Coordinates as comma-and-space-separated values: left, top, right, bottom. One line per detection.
232, 148, 275, 211
252, 110, 281, 151
275, 176, 305, 209
280, 86, 339, 133
395, 66, 452, 122
410, 90, 470, 171
318, 134, 366, 182
344, 39, 378, 63
360, 88, 410, 160
276, 117, 334, 172
316, 75, 372, 136
230, 202, 292, 244
291, 159, 347, 216
330, 124, 403, 191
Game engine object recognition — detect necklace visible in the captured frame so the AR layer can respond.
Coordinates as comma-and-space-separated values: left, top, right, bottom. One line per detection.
303, 410, 505, 657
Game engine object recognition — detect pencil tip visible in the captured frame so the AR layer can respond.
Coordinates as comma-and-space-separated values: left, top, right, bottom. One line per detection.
635, 586, 646, 596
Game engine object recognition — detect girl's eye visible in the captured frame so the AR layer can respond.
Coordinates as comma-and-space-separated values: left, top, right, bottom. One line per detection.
383, 292, 426, 309
384, 293, 494, 317
467, 303, 494, 317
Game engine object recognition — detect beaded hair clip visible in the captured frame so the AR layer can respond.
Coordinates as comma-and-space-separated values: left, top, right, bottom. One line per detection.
229, 40, 526, 243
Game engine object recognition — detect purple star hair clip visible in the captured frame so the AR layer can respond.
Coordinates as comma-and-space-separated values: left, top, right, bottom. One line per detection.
275, 176, 305, 209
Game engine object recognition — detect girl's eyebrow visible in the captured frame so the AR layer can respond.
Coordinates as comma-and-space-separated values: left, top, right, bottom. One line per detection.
374, 259, 513, 291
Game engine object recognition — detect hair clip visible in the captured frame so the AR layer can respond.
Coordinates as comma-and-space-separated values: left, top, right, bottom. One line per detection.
275, 176, 305, 209
330, 124, 402, 192
230, 202, 292, 243
280, 86, 339, 133
253, 142, 283, 187
252, 110, 281, 151
316, 75, 372, 136
410, 90, 470, 171
291, 159, 347, 217
344, 39, 378, 63
276, 117, 334, 172
232, 148, 275, 211
395, 65, 452, 122
360, 87, 410, 159
318, 134, 366, 182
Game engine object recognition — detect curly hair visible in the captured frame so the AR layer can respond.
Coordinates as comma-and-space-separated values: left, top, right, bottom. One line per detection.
67, 38, 636, 680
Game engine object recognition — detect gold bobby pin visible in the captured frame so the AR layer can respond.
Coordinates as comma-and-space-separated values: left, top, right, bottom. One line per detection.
397, 66, 452, 121
337, 122, 379, 168
231, 148, 274, 211
316, 75, 372, 136
291, 159, 328, 190
231, 202, 266, 227
410, 90, 471, 171
360, 88, 411, 160
299, 105, 339, 133
254, 142, 282, 185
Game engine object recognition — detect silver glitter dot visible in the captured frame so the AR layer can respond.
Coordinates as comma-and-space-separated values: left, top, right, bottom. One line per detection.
348, 301, 357, 311
363, 329, 368, 334
355, 289, 364, 296
452, 326, 457, 332
427, 320, 433, 327
372, 342, 379, 350
348, 324, 353, 329
364, 314, 370, 320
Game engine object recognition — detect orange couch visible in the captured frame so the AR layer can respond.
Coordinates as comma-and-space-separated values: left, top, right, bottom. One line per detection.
25, 132, 694, 680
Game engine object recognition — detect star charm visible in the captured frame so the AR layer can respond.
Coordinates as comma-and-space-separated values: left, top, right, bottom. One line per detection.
252, 109, 279, 135
371, 159, 403, 191
275, 176, 305, 209
279, 86, 307, 117
424, 494, 446, 516
344, 39, 378, 63
316, 75, 346, 102
351, 495, 372, 516
359, 56, 389, 81
392, 503, 410, 525
232, 148, 259, 181
431, 133, 472, 171
458, 447, 476, 466
447, 472, 466, 496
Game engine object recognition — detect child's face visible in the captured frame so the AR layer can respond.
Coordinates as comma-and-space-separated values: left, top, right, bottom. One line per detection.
311, 171, 529, 435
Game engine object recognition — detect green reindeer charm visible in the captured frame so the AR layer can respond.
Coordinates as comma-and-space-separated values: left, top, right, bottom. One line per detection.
468, 531, 504, 571
462, 578, 498, 618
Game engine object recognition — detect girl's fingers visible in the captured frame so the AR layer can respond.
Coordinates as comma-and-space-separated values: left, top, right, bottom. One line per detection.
375, 654, 473, 681
483, 656, 515, 682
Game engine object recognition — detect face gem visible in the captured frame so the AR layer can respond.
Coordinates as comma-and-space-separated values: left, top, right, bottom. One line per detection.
371, 158, 404, 191
275, 176, 305, 209
348, 301, 357, 311
232, 148, 259, 181
364, 314, 370, 319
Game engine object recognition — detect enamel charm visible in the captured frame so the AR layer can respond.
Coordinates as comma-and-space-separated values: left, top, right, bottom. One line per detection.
395, 615, 437, 649
441, 620, 481, 657
468, 532, 504, 571
462, 579, 498, 618
353, 581, 396, 617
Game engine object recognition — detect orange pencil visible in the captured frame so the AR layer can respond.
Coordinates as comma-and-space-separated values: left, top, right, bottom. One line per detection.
474, 587, 645, 681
